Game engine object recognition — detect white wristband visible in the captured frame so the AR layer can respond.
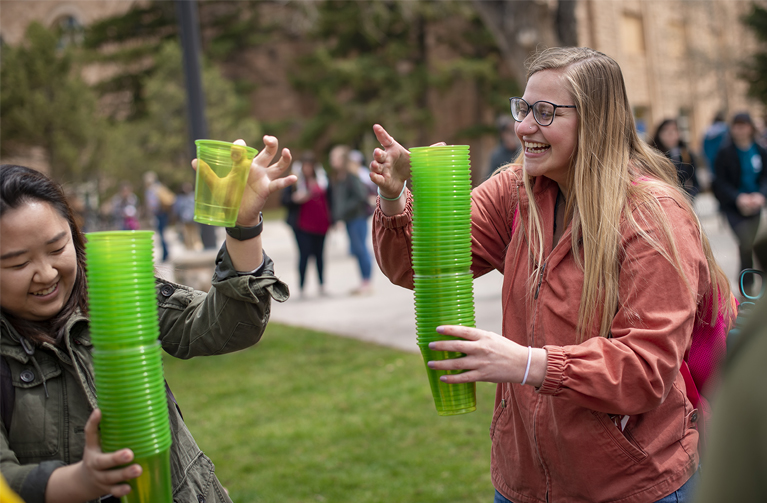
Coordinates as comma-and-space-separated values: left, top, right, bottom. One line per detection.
377, 184, 406, 202
521, 346, 532, 386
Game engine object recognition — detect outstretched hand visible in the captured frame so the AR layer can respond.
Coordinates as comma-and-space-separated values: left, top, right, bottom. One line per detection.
369, 124, 446, 199
369, 124, 411, 199
192, 136, 296, 227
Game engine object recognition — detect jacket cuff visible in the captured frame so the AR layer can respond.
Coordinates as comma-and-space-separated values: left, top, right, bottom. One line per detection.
213, 241, 274, 281
212, 242, 290, 303
538, 345, 567, 395
17, 460, 66, 503
374, 190, 413, 229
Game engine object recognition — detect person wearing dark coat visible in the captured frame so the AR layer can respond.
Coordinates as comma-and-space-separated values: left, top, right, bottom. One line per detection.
712, 112, 767, 296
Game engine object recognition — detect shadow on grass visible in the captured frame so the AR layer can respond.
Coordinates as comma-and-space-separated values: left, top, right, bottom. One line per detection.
163, 322, 496, 503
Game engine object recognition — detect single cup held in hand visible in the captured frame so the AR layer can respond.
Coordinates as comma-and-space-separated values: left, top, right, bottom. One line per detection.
194, 139, 259, 227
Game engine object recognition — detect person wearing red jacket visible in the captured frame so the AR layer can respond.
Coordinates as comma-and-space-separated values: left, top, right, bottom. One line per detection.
369, 47, 732, 503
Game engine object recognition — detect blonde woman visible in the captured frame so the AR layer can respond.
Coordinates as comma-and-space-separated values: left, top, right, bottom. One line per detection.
369, 47, 732, 502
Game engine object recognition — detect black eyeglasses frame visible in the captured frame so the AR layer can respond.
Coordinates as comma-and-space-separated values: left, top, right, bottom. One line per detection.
509, 97, 577, 127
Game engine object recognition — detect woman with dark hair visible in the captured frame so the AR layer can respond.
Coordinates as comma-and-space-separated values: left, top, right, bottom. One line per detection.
0, 135, 295, 503
651, 118, 701, 198
281, 151, 332, 297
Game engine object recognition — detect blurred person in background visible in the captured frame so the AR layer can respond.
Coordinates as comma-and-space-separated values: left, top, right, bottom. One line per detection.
143, 171, 175, 263
329, 144, 373, 295
351, 149, 377, 197
484, 115, 521, 182
173, 181, 202, 251
713, 112, 767, 297
702, 112, 729, 178
651, 118, 701, 198
110, 181, 139, 231
281, 152, 332, 297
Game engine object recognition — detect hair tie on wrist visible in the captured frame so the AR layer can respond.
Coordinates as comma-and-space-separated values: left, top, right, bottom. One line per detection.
378, 184, 406, 202
521, 346, 532, 386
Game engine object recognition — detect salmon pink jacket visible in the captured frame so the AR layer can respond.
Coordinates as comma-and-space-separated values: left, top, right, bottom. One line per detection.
372, 167, 706, 503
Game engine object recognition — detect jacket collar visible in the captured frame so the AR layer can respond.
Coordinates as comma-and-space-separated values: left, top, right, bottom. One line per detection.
0, 310, 89, 363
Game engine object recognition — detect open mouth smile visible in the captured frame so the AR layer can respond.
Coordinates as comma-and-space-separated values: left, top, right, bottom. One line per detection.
31, 282, 58, 297
525, 142, 551, 154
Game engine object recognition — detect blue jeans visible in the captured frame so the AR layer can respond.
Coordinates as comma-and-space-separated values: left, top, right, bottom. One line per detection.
155, 211, 170, 262
345, 217, 371, 281
493, 470, 700, 503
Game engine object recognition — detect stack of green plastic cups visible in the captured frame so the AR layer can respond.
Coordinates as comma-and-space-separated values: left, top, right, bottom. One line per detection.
85, 231, 172, 503
410, 145, 476, 416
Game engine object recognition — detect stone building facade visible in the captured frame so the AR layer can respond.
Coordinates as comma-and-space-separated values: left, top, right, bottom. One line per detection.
1, 0, 765, 174
576, 0, 765, 153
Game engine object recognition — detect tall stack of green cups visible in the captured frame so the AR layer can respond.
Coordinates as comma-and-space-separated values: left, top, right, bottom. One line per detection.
410, 145, 477, 416
85, 231, 172, 503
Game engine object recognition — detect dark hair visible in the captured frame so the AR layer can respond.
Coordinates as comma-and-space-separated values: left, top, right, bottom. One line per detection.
0, 164, 88, 345
650, 118, 680, 152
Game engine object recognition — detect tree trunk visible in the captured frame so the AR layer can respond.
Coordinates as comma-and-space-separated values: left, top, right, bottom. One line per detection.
470, 0, 576, 83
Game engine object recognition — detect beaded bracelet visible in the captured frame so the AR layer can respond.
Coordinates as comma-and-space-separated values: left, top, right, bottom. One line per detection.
377, 184, 407, 202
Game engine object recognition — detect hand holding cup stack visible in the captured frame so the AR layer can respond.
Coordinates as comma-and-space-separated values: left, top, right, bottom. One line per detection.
409, 145, 477, 416
85, 231, 172, 503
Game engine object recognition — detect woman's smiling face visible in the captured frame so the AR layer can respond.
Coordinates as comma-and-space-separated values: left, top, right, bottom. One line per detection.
0, 200, 77, 321
515, 69, 579, 190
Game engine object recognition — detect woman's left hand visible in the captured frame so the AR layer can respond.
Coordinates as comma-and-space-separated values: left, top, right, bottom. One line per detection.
236, 136, 295, 226
427, 325, 547, 386
191, 136, 296, 227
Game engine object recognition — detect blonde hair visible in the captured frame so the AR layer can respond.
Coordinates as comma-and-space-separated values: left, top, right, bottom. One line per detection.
517, 47, 731, 340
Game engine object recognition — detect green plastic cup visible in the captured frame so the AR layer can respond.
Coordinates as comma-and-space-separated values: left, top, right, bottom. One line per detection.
416, 342, 476, 416
193, 139, 258, 227
123, 449, 173, 503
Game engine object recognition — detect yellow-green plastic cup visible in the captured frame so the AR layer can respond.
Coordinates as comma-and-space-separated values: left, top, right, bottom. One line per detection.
417, 342, 476, 416
193, 139, 258, 227
123, 448, 173, 503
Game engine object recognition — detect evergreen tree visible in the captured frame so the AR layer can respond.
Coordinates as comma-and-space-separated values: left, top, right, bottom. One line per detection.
0, 22, 105, 182
741, 3, 767, 107
290, 0, 510, 152
100, 41, 262, 190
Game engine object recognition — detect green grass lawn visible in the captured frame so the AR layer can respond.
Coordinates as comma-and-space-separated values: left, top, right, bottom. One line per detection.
162, 322, 496, 503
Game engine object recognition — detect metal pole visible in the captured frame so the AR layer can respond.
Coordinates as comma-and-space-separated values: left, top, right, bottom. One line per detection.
176, 0, 217, 249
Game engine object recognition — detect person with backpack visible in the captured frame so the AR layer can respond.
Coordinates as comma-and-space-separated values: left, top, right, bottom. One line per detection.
0, 136, 295, 503
369, 47, 734, 502
143, 171, 176, 263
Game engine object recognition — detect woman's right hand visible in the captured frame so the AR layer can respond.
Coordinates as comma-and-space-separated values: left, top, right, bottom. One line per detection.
47, 409, 142, 502
370, 124, 447, 199
369, 124, 412, 198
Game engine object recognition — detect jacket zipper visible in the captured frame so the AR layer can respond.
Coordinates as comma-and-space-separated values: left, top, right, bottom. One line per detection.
534, 262, 546, 300
531, 260, 549, 501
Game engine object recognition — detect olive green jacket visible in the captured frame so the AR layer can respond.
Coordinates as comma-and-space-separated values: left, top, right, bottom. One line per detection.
0, 244, 289, 503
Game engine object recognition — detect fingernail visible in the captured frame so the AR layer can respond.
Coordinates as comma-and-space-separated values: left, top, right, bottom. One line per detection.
428, 342, 435, 349
427, 361, 434, 368
440, 376, 448, 382
436, 326, 444, 334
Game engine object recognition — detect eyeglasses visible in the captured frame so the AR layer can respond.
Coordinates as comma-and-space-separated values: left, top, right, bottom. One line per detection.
509, 97, 576, 127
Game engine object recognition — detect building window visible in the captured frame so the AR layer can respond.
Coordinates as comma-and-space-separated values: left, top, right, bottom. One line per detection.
621, 14, 645, 56
54, 15, 84, 48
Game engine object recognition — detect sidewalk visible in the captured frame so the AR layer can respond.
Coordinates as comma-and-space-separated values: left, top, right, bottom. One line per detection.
154, 192, 740, 355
